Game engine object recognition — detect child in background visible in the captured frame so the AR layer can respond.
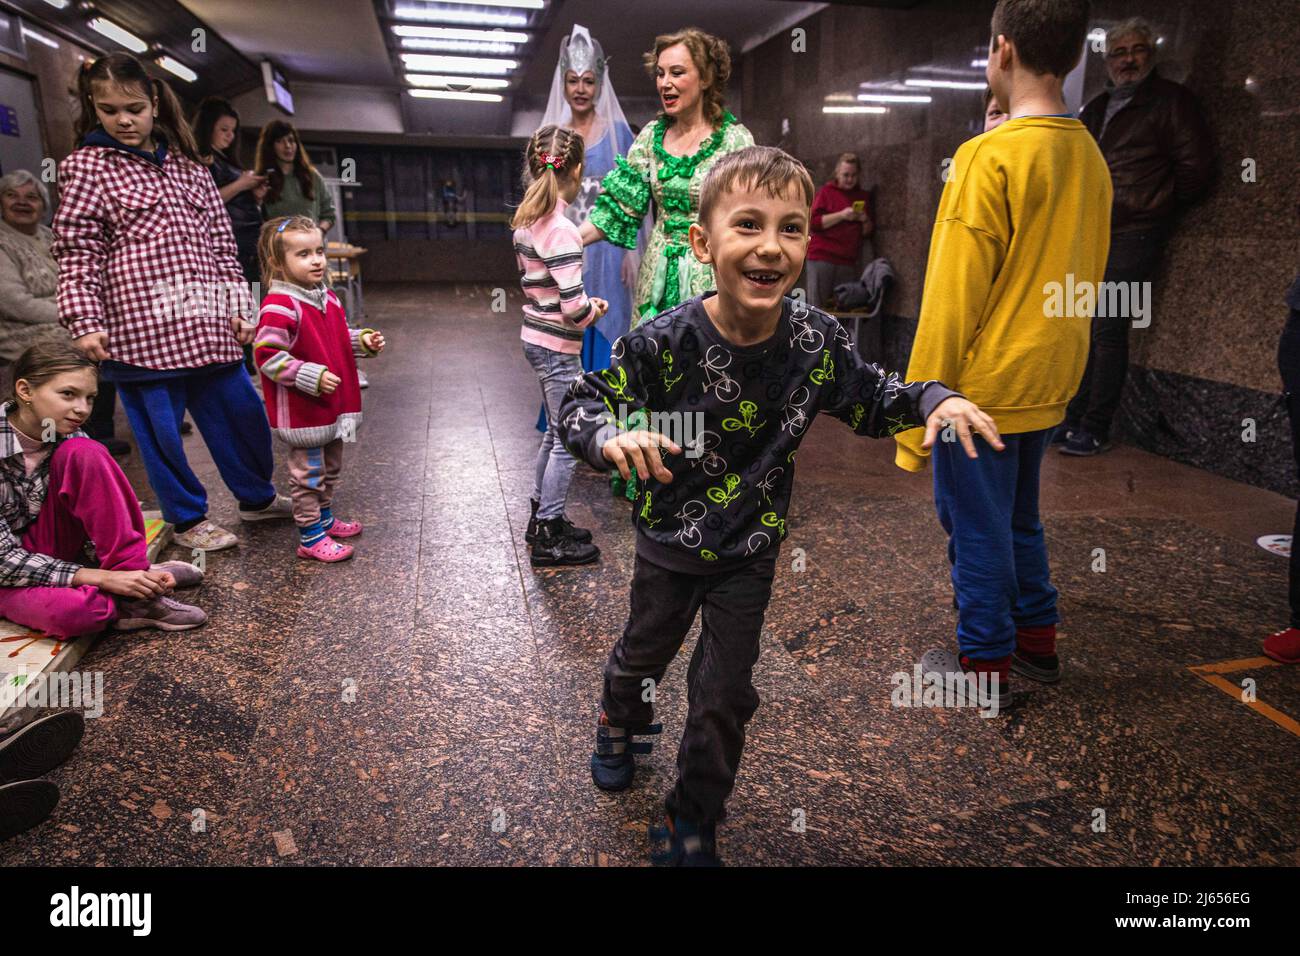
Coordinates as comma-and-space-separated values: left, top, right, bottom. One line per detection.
559, 146, 999, 865
896, 0, 1111, 699
511, 125, 607, 567
253, 217, 385, 563
54, 53, 290, 553
982, 86, 1008, 132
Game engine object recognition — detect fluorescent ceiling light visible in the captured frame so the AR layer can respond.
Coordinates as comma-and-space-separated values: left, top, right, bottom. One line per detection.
405, 72, 509, 89
401, 53, 516, 74
21, 26, 59, 49
858, 92, 931, 103
971, 58, 988, 68
428, 0, 541, 7
40, 0, 69, 8
89, 17, 148, 53
393, 5, 527, 25
409, 89, 504, 103
158, 55, 197, 82
400, 38, 518, 55
903, 78, 986, 90
392, 25, 529, 43
823, 106, 887, 114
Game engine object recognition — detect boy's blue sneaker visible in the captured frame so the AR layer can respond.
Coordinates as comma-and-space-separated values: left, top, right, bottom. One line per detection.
590, 712, 662, 792
1059, 427, 1110, 456
649, 815, 721, 867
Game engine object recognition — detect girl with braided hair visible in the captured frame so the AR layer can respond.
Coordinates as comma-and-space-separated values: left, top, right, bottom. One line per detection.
511, 126, 608, 567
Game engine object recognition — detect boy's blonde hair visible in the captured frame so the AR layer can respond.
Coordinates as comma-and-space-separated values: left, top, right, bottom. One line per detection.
511, 125, 585, 230
258, 215, 322, 285
697, 146, 816, 228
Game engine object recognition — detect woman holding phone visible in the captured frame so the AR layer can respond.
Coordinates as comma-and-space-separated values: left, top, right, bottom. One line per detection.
805, 152, 873, 310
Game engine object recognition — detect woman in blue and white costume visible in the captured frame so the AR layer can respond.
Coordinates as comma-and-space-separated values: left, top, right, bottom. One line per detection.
535, 24, 641, 432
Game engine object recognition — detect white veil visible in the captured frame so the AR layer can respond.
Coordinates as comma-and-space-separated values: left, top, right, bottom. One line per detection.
540, 23, 630, 152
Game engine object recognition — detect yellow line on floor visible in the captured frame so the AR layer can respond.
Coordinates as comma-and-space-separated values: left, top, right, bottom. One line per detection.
1188, 656, 1280, 675
1190, 670, 1300, 738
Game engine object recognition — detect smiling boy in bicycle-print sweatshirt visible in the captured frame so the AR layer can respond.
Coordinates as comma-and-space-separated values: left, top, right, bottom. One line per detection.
556, 147, 1002, 867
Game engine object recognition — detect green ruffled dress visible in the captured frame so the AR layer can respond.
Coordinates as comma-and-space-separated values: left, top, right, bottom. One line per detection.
590, 111, 754, 500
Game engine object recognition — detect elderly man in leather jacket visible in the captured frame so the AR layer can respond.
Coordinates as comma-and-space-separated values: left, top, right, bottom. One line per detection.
1060, 16, 1214, 456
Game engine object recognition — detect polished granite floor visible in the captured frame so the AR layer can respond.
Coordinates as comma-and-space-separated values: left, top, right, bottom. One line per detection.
4, 283, 1298, 866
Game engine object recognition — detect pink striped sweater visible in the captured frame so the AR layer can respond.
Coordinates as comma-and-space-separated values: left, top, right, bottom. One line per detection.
513, 198, 595, 354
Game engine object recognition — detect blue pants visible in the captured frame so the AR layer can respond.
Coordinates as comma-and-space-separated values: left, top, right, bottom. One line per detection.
933, 427, 1059, 660
115, 362, 276, 527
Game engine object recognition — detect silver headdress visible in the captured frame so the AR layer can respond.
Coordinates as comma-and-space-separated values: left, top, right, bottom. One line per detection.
559, 25, 606, 93
541, 23, 629, 151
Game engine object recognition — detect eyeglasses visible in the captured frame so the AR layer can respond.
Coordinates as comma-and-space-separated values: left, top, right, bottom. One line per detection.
1106, 44, 1151, 60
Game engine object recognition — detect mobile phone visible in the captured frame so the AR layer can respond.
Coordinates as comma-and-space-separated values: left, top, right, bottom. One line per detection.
852, 200, 865, 213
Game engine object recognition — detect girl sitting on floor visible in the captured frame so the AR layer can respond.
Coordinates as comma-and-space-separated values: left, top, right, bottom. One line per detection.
0, 340, 205, 637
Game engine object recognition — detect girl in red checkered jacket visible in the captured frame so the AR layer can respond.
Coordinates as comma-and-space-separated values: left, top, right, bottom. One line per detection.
53, 54, 291, 556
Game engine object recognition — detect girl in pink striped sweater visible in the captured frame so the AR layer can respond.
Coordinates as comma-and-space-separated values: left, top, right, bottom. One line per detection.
253, 216, 385, 563
512, 126, 607, 567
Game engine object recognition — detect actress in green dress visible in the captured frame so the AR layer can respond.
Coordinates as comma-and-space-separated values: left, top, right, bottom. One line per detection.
581, 28, 754, 499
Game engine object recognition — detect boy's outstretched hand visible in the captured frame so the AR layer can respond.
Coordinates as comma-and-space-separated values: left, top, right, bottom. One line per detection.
601, 429, 681, 483
362, 330, 386, 353
921, 396, 1005, 458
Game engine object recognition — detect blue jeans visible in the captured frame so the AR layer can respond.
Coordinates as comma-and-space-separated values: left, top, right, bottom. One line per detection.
523, 342, 583, 521
115, 362, 276, 526
933, 427, 1059, 660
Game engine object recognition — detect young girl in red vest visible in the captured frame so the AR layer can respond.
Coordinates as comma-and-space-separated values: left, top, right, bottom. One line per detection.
253, 217, 385, 562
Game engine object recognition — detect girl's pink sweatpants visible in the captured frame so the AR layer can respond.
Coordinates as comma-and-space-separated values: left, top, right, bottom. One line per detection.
0, 438, 150, 639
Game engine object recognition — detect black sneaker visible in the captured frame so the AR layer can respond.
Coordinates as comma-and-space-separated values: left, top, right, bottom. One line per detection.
530, 517, 599, 567
1011, 649, 1062, 683
649, 816, 721, 867
0, 711, 85, 785
1060, 427, 1110, 456
1050, 424, 1075, 446
590, 712, 662, 792
525, 499, 592, 545
0, 780, 59, 842
917, 648, 1018, 713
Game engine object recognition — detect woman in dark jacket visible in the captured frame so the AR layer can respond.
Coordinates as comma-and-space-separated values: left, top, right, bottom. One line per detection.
192, 98, 266, 286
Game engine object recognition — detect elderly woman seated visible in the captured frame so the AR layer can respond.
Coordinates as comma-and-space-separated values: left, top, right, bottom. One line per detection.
0, 170, 128, 456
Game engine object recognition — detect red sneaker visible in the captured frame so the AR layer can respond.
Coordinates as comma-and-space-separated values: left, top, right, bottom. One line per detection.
1263, 627, 1300, 664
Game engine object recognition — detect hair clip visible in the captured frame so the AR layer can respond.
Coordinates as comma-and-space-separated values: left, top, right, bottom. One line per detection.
540, 151, 565, 171
277, 219, 290, 233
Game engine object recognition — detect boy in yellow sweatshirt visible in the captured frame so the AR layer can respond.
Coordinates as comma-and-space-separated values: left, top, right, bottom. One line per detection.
898, 0, 1112, 700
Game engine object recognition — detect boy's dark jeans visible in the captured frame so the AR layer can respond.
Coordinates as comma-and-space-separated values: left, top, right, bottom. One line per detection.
602, 549, 778, 824
1065, 226, 1167, 441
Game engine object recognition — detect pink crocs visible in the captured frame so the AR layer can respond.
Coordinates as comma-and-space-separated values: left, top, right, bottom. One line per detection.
326, 518, 363, 539
297, 535, 354, 563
